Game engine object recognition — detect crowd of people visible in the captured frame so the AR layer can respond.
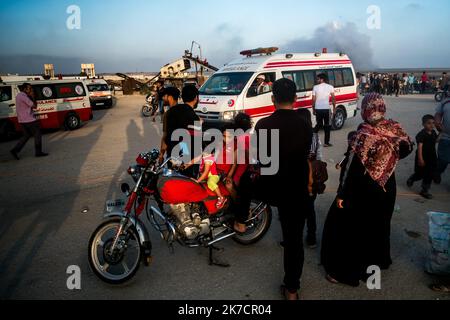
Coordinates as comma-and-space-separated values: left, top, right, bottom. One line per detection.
9, 72, 448, 298
157, 76, 450, 299
357, 71, 449, 96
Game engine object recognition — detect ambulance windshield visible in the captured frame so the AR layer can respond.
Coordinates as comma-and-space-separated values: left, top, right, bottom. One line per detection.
199, 72, 253, 96
87, 84, 109, 92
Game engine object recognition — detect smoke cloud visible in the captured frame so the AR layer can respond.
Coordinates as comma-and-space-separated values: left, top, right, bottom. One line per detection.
208, 23, 244, 67
283, 22, 376, 70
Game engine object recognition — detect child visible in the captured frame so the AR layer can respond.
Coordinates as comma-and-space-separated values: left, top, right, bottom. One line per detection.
407, 114, 438, 199
185, 149, 227, 209
199, 151, 227, 208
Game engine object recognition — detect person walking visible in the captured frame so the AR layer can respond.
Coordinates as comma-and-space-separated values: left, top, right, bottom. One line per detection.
152, 80, 165, 123
360, 74, 367, 95
393, 74, 400, 97
10, 83, 48, 159
440, 72, 449, 93
255, 78, 312, 300
408, 73, 416, 94
435, 98, 450, 183
321, 93, 413, 287
402, 73, 409, 95
421, 71, 429, 94
407, 115, 439, 199
312, 73, 335, 147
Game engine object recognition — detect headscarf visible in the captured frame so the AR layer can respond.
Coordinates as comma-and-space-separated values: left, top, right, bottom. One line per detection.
352, 93, 412, 189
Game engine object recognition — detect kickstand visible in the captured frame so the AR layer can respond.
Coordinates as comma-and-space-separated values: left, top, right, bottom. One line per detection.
208, 245, 230, 268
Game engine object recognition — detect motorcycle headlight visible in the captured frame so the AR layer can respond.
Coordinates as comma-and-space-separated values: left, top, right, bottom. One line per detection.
127, 165, 142, 182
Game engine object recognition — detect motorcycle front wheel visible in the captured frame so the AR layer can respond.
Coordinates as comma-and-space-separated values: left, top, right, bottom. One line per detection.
233, 202, 272, 245
88, 218, 141, 284
141, 104, 153, 117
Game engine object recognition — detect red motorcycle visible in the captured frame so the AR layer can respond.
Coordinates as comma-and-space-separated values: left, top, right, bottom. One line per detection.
88, 149, 272, 284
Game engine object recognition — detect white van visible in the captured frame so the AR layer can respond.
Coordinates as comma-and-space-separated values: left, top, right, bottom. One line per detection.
84, 79, 113, 108
0, 80, 93, 140
197, 48, 359, 129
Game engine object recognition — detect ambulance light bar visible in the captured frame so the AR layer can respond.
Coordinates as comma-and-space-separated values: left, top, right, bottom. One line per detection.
240, 47, 279, 57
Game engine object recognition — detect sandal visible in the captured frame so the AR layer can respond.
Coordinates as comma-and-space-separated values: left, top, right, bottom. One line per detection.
430, 284, 450, 293
216, 197, 228, 209
233, 222, 247, 234
326, 274, 340, 284
280, 285, 299, 300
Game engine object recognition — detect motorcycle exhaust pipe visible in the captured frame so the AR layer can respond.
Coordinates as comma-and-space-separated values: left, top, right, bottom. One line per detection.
207, 231, 236, 246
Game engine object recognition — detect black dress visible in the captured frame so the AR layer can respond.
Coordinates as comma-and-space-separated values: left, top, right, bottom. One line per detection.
321, 141, 412, 287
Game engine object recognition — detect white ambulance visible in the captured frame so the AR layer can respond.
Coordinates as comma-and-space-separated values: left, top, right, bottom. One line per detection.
197, 48, 359, 129
0, 80, 93, 140
84, 79, 113, 108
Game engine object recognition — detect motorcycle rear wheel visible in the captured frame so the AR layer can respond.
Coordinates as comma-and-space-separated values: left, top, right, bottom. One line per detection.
233, 202, 272, 245
88, 218, 141, 284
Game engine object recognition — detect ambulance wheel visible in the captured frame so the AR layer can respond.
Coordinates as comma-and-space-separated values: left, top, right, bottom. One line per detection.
65, 113, 80, 130
0, 120, 16, 141
332, 108, 346, 130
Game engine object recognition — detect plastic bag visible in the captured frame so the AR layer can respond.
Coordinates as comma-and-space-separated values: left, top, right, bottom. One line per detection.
426, 212, 450, 275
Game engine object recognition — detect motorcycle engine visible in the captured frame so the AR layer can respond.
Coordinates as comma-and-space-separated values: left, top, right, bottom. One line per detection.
169, 204, 210, 240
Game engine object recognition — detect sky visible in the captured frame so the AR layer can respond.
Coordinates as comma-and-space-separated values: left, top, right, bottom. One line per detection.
0, 0, 449, 74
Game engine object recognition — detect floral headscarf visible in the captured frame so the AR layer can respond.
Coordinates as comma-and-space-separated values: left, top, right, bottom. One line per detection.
352, 93, 412, 189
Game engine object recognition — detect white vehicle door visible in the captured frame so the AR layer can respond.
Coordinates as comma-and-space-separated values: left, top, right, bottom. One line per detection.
243, 72, 276, 122
0, 85, 16, 119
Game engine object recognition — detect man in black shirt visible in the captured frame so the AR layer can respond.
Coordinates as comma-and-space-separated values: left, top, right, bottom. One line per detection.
255, 78, 312, 300
160, 85, 201, 176
152, 80, 166, 123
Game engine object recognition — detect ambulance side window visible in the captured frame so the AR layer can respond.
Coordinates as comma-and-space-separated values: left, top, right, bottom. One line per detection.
334, 70, 344, 87
282, 71, 305, 92
0, 86, 12, 102
342, 68, 355, 86
54, 83, 86, 99
326, 70, 336, 87
303, 71, 316, 91
246, 72, 276, 98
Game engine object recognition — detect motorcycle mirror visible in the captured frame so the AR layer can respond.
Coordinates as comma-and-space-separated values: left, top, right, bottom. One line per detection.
121, 183, 131, 196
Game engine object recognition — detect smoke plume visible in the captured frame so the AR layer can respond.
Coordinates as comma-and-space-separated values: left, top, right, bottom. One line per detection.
283, 22, 376, 70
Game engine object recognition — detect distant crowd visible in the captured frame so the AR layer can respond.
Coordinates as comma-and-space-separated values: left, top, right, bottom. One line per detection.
357, 71, 449, 96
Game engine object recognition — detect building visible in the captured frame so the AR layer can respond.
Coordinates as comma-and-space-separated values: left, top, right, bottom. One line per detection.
81, 63, 96, 78
44, 64, 55, 78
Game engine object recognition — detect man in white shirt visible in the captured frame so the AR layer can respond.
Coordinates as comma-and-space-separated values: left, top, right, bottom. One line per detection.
312, 73, 336, 147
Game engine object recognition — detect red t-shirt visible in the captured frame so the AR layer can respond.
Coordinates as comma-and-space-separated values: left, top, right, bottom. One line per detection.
216, 143, 235, 175
233, 133, 251, 185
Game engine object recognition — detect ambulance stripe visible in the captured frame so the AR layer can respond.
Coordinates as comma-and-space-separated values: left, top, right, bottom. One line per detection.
244, 93, 358, 117
264, 61, 352, 69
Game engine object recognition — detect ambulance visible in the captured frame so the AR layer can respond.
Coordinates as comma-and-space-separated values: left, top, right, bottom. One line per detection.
0, 80, 93, 140
84, 79, 113, 108
197, 47, 359, 130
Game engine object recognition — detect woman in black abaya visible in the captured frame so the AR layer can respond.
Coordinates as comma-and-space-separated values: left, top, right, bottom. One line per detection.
321, 93, 413, 287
